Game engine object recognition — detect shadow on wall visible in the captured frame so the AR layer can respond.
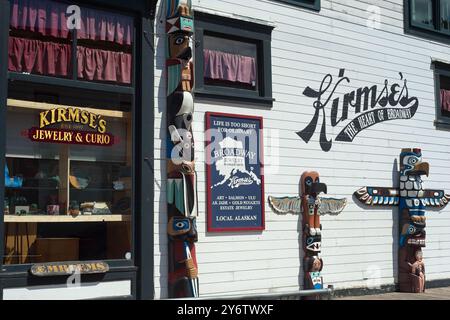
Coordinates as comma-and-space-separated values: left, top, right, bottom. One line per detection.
297, 178, 304, 290
351, 159, 400, 289
392, 159, 399, 286
155, 0, 169, 299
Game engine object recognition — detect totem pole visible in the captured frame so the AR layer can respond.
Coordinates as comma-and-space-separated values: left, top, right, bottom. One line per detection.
268, 171, 347, 297
354, 148, 450, 293
165, 0, 199, 298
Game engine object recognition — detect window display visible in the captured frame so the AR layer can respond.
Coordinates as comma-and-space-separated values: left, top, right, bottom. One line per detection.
3, 99, 132, 265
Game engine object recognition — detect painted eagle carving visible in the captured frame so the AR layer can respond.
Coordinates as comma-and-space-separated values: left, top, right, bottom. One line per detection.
268, 172, 347, 236
268, 195, 347, 215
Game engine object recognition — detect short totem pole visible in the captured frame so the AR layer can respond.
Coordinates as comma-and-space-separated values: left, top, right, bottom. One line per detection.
165, 0, 199, 298
354, 148, 450, 293
268, 172, 347, 295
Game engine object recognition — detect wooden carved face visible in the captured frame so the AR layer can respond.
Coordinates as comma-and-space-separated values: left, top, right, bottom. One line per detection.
301, 171, 327, 196
312, 257, 323, 272
399, 148, 429, 177
415, 250, 423, 262
305, 256, 323, 272
169, 32, 192, 60
167, 216, 198, 242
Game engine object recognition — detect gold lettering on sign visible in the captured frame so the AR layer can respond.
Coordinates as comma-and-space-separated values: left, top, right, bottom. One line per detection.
68, 108, 80, 123
39, 107, 108, 133
40, 110, 51, 128
31, 261, 110, 276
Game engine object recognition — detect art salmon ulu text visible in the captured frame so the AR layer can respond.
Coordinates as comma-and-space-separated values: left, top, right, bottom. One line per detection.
268, 171, 347, 298
165, 0, 199, 298
354, 149, 450, 293
297, 69, 419, 152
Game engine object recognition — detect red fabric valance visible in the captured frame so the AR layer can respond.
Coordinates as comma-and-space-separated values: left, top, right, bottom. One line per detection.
10, 0, 133, 45
9, 37, 132, 84
10, 0, 70, 38
8, 36, 71, 76
77, 7, 133, 46
77, 46, 132, 84
203, 49, 257, 86
442, 89, 450, 112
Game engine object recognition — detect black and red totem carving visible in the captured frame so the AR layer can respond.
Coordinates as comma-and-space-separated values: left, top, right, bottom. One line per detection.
268, 172, 347, 296
166, 0, 199, 298
354, 148, 450, 293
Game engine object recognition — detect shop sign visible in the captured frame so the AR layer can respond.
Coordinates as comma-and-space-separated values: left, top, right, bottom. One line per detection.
297, 69, 419, 152
26, 107, 115, 147
31, 261, 110, 276
205, 112, 265, 232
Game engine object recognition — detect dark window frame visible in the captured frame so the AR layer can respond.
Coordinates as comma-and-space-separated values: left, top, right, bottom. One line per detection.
433, 61, 450, 129
273, 0, 321, 11
194, 12, 274, 107
405, 0, 450, 44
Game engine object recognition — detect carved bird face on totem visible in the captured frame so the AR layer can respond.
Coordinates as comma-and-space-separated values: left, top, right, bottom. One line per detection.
400, 148, 429, 177
301, 171, 327, 197
169, 31, 192, 60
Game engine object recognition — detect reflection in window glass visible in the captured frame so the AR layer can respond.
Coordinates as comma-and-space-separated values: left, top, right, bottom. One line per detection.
411, 0, 434, 26
442, 0, 450, 33
4, 100, 132, 265
203, 35, 258, 90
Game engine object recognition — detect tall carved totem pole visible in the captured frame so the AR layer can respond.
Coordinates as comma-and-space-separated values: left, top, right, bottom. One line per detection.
165, 0, 199, 298
268, 172, 347, 297
354, 149, 450, 293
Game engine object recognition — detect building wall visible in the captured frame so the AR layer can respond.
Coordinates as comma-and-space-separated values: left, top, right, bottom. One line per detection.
153, 0, 450, 298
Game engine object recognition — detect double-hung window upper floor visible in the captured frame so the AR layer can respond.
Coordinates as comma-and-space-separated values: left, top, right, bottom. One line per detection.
8, 0, 135, 86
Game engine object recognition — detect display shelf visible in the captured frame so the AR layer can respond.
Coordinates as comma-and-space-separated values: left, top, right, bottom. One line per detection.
70, 188, 131, 192
4, 214, 131, 223
5, 186, 59, 191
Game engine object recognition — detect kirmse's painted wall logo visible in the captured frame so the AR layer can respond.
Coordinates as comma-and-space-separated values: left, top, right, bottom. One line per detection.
211, 137, 261, 189
297, 69, 419, 152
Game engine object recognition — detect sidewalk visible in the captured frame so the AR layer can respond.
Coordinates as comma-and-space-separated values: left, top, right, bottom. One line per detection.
335, 287, 450, 300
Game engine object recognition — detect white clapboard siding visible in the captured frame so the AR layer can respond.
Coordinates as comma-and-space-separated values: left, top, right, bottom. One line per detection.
153, 0, 450, 298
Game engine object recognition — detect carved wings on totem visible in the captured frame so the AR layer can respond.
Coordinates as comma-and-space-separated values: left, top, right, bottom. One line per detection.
354, 187, 450, 208
268, 196, 347, 215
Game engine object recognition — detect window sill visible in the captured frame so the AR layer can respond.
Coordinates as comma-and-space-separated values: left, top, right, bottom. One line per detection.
195, 89, 274, 108
8, 72, 134, 95
434, 119, 450, 129
273, 0, 321, 11
405, 25, 450, 46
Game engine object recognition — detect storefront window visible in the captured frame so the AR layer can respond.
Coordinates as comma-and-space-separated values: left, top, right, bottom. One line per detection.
8, 0, 133, 85
3, 99, 132, 265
